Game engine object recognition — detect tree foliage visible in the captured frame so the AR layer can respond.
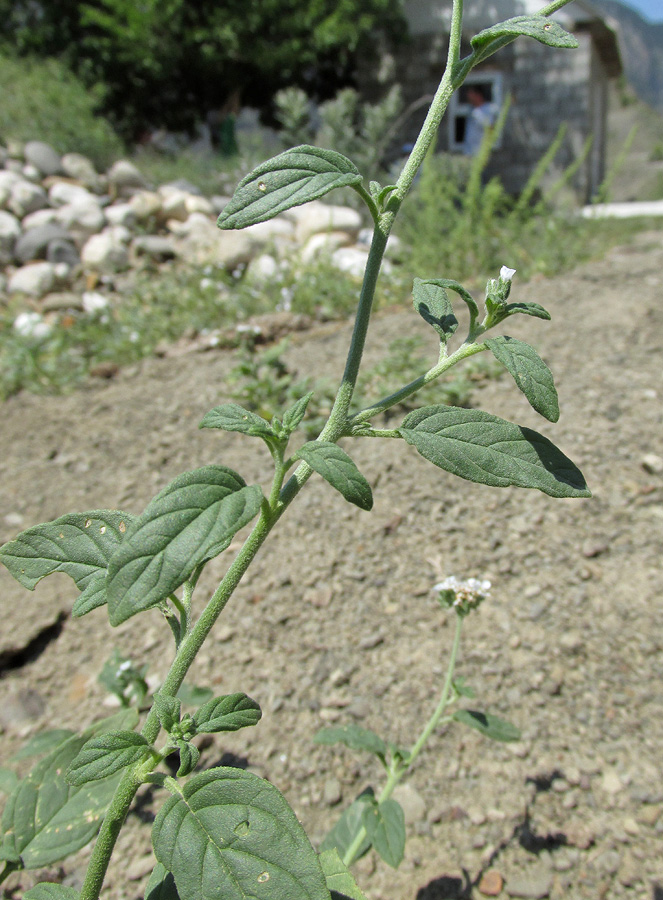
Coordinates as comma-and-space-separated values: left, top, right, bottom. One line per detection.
0, 0, 406, 140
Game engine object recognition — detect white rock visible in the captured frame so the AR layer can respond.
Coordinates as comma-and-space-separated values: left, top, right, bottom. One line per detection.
184, 194, 215, 216
56, 202, 106, 241
8, 262, 57, 297
160, 188, 190, 222
104, 202, 137, 228
13, 311, 52, 339
0, 210, 21, 265
176, 224, 257, 269
166, 211, 212, 237
300, 231, 352, 263
49, 181, 99, 208
0, 170, 21, 193
61, 152, 100, 190
24, 140, 62, 176
22, 208, 59, 230
82, 291, 110, 313
8, 179, 48, 218
53, 262, 72, 281
287, 200, 363, 241
107, 159, 147, 191
243, 218, 295, 242
246, 253, 278, 283
21, 164, 43, 183
81, 231, 130, 273
107, 224, 132, 244
128, 191, 162, 221
331, 246, 371, 278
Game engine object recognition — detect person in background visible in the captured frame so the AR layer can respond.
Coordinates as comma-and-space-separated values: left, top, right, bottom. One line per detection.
462, 85, 496, 156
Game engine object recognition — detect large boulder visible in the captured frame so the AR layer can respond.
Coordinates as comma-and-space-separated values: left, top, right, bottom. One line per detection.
286, 201, 363, 242
107, 160, 147, 194
23, 141, 62, 177
0, 210, 21, 265
14, 223, 70, 263
8, 262, 57, 297
61, 153, 102, 191
8, 179, 48, 218
48, 181, 100, 208
81, 229, 130, 273
55, 202, 106, 243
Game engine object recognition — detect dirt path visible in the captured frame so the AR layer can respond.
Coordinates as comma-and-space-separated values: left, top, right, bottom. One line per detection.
1, 231, 662, 900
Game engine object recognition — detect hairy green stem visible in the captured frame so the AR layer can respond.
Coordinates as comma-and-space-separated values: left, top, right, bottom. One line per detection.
343, 612, 464, 868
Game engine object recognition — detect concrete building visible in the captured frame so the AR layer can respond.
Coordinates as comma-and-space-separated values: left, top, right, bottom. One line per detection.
368, 0, 622, 199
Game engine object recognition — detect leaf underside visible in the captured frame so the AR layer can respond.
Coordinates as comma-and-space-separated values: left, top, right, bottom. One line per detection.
412, 279, 458, 340
193, 693, 262, 734
313, 725, 387, 760
400, 405, 590, 498
362, 799, 405, 868
106, 466, 263, 626
199, 404, 274, 440
152, 767, 330, 900
453, 709, 521, 742
217, 145, 362, 230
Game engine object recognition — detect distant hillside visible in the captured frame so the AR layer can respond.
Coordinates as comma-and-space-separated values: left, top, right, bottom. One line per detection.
592, 0, 663, 112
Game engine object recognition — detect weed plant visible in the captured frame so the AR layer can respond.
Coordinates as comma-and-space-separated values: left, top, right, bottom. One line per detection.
0, 4, 607, 898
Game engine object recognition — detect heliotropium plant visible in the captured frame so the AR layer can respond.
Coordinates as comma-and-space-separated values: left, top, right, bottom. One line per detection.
0, 2, 589, 898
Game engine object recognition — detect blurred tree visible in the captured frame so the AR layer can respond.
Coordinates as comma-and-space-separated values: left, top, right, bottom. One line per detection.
0, 0, 406, 143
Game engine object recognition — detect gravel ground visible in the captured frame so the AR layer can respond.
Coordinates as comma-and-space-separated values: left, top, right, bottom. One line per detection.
1, 231, 662, 900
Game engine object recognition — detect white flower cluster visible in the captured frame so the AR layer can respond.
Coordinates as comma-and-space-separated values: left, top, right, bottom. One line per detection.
433, 576, 491, 614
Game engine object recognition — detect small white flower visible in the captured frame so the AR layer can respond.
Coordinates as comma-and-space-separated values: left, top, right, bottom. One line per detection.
199, 277, 213, 290
500, 265, 516, 282
13, 311, 52, 340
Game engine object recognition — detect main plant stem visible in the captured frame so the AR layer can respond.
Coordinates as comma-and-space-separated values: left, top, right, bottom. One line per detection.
342, 612, 464, 868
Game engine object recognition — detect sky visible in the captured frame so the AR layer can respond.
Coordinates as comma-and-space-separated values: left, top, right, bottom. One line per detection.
620, 0, 663, 22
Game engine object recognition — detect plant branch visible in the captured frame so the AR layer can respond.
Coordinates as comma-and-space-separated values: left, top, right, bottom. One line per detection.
342, 612, 464, 868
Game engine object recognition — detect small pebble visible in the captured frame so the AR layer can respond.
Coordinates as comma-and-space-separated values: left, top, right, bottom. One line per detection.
479, 869, 503, 896
642, 453, 663, 474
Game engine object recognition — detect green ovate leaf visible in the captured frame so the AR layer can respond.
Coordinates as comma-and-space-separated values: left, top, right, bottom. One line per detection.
504, 301, 551, 321
453, 709, 521, 742
1, 732, 128, 868
24, 885, 80, 900
66, 731, 150, 786
153, 694, 182, 733
152, 767, 330, 900
175, 741, 199, 777
318, 849, 369, 900
471, 15, 579, 53
192, 693, 262, 734
217, 145, 362, 229
399, 406, 590, 498
0, 510, 134, 617
0, 768, 18, 796
428, 278, 479, 322
484, 336, 559, 422
313, 725, 387, 761
12, 730, 75, 762
362, 799, 405, 868
281, 392, 314, 435
145, 863, 181, 900
295, 442, 373, 511
199, 404, 274, 441
106, 466, 263, 626
412, 279, 458, 340
320, 790, 375, 860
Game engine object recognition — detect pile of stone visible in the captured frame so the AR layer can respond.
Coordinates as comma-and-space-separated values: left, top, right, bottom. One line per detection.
0, 139, 397, 337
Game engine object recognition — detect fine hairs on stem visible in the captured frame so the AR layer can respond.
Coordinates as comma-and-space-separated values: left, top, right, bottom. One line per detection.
0, 2, 591, 898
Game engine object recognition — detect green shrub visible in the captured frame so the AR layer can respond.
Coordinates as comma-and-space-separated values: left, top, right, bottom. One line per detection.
0, 53, 123, 168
